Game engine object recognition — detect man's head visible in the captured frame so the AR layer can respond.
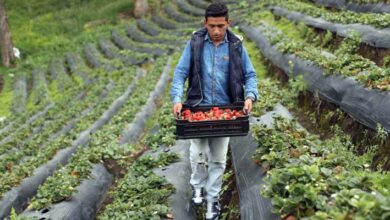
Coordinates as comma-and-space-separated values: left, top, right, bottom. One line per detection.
204, 2, 230, 43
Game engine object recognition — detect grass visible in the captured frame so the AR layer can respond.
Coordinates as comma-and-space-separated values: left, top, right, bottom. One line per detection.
0, 0, 137, 116
0, 70, 13, 117
5, 0, 134, 63
246, 9, 304, 42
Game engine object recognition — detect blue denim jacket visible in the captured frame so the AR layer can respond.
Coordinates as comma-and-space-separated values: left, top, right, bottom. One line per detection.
170, 32, 259, 105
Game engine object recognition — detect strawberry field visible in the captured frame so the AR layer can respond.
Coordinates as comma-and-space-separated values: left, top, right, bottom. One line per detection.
0, 0, 389, 219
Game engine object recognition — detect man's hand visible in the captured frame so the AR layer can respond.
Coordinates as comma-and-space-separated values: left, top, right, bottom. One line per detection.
172, 103, 183, 117
243, 98, 253, 115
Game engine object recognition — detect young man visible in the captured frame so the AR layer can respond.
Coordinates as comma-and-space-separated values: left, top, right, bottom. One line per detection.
170, 2, 258, 220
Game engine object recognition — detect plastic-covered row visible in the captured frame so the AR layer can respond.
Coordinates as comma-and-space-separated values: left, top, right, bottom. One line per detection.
240, 24, 390, 133
313, 0, 390, 14
20, 60, 171, 220
267, 5, 390, 49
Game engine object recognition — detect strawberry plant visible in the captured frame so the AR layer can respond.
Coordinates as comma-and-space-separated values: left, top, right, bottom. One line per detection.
28, 57, 169, 210
254, 116, 390, 219
251, 22, 390, 90
142, 94, 176, 149
263, 0, 390, 28
97, 153, 179, 220
0, 68, 135, 199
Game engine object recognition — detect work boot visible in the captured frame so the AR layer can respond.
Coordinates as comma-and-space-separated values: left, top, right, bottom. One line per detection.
191, 186, 204, 206
205, 200, 220, 220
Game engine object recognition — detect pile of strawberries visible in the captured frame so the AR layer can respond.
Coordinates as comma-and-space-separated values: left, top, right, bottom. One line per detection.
180, 107, 245, 122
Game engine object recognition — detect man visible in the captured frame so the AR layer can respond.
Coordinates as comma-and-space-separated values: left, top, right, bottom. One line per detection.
170, 2, 258, 220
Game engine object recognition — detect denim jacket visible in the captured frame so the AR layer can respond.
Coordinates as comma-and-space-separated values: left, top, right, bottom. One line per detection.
170, 31, 259, 105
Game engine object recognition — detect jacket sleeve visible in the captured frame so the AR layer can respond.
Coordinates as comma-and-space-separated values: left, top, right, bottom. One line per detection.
170, 40, 191, 104
241, 45, 259, 101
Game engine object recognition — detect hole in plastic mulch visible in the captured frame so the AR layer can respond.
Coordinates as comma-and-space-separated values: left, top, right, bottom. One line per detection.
41, 208, 50, 214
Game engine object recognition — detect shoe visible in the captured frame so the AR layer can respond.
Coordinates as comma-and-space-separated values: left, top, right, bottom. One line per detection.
205, 200, 220, 220
191, 186, 204, 206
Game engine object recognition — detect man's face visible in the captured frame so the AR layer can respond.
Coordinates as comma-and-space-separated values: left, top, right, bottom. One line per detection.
204, 16, 230, 43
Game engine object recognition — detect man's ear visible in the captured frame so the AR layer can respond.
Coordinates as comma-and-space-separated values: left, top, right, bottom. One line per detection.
203, 18, 207, 26
227, 19, 232, 26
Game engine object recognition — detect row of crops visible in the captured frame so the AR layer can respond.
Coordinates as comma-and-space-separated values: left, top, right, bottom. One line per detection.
234, 0, 390, 219
0, 0, 389, 219
0, 0, 206, 219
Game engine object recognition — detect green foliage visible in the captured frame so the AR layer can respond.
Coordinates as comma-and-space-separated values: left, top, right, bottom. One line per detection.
10, 208, 17, 220
345, 0, 390, 4
142, 100, 176, 149
264, 0, 390, 29
9, 208, 33, 220
6, 0, 134, 61
220, 169, 240, 220
253, 116, 390, 219
289, 75, 307, 94
335, 31, 362, 55
0, 73, 14, 117
26, 58, 170, 209
256, 22, 390, 90
0, 67, 134, 199
383, 55, 390, 67
321, 30, 333, 48
98, 153, 178, 220
375, 123, 389, 146
251, 78, 297, 117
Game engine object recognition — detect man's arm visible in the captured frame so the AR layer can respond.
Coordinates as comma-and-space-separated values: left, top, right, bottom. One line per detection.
241, 46, 259, 113
170, 40, 191, 115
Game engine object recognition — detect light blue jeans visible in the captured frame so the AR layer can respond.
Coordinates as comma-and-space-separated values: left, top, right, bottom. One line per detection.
189, 137, 230, 202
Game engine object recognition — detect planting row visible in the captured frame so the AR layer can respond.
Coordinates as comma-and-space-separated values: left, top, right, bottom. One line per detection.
265, 3, 390, 50
21, 57, 171, 219
0, 0, 202, 193
254, 115, 390, 219
242, 23, 390, 134
251, 77, 390, 218
0, 67, 138, 217
0, 0, 242, 218
232, 55, 390, 219
263, 0, 390, 29
0, 41, 144, 156
240, 19, 389, 90
0, 19, 173, 148
311, 0, 390, 14
98, 152, 179, 219
1, 19, 162, 127
0, 0, 198, 120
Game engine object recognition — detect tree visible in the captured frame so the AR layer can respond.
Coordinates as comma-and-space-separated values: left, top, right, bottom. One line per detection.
133, 0, 149, 18
0, 0, 14, 67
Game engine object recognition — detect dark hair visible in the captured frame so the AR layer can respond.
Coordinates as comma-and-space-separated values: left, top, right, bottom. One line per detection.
205, 2, 229, 21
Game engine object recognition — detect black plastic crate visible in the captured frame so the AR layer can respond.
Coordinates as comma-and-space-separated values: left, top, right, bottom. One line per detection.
175, 105, 249, 139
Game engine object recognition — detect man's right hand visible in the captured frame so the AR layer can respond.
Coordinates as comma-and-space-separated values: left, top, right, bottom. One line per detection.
172, 103, 182, 117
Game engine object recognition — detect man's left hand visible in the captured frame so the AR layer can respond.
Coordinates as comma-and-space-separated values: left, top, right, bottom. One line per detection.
243, 98, 253, 114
